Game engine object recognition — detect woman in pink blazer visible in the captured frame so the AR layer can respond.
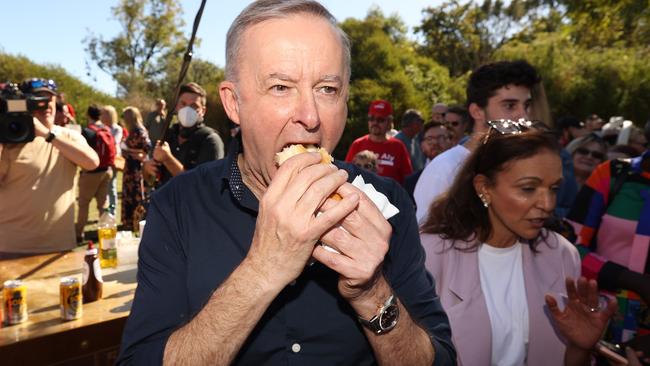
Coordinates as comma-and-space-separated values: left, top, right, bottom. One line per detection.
420, 125, 616, 365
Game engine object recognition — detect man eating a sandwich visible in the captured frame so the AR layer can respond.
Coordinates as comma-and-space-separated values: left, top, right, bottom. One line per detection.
117, 1, 455, 365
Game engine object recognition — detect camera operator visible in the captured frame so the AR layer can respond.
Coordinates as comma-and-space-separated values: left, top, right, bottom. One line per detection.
0, 78, 99, 259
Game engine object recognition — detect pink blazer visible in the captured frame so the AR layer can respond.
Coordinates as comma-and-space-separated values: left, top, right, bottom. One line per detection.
421, 231, 580, 366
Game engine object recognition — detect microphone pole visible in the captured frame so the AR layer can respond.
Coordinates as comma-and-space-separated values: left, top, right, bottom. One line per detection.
159, 0, 207, 142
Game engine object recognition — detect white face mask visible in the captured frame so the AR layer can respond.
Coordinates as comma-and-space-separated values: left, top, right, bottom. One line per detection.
177, 106, 202, 128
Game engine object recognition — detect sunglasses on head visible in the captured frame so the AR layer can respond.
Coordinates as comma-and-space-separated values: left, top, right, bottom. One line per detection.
483, 119, 546, 144
21, 78, 58, 93
575, 147, 605, 160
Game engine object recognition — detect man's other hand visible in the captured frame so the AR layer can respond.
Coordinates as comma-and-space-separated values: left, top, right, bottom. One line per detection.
313, 182, 392, 301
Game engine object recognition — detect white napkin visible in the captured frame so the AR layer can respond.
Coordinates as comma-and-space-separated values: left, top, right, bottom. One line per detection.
350, 175, 400, 219
321, 175, 400, 254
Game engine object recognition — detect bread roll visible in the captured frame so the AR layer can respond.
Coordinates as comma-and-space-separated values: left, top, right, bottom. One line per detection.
275, 144, 342, 200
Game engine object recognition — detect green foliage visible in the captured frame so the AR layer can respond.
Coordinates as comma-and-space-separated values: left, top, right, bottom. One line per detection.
0, 52, 123, 126
562, 0, 650, 48
415, 0, 524, 77
84, 0, 188, 98
496, 34, 650, 124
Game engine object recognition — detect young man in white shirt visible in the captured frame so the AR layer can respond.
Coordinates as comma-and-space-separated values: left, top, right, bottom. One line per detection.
414, 60, 540, 223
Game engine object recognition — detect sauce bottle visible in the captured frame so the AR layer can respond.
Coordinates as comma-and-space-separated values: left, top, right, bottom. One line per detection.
82, 241, 103, 303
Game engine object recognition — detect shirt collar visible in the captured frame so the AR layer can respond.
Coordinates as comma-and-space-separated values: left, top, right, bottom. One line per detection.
224, 133, 259, 211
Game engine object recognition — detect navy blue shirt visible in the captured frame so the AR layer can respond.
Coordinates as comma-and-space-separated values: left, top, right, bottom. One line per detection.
117, 142, 455, 365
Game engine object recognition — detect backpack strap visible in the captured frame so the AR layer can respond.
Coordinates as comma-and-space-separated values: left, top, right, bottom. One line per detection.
607, 158, 633, 210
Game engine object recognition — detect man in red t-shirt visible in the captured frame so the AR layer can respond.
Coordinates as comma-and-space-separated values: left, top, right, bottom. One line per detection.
345, 100, 413, 184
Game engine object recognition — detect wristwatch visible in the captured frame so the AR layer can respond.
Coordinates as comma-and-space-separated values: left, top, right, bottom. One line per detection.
45, 127, 59, 143
358, 294, 399, 334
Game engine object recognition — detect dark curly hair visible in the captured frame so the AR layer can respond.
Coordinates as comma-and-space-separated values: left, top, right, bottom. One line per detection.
420, 130, 560, 251
466, 60, 541, 109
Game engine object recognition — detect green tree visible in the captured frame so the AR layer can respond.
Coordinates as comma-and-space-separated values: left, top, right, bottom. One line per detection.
84, 0, 188, 98
496, 34, 650, 124
561, 0, 650, 48
415, 0, 521, 77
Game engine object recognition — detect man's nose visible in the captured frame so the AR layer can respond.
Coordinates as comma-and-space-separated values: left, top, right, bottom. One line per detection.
294, 92, 320, 130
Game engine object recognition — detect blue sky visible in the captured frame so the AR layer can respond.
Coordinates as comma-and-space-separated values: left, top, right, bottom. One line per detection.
0, 0, 442, 96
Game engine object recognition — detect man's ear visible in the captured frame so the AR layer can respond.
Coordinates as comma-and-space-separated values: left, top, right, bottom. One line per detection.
469, 103, 489, 134
219, 81, 241, 125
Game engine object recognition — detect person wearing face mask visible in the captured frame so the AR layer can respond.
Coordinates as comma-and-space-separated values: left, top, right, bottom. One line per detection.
143, 82, 225, 186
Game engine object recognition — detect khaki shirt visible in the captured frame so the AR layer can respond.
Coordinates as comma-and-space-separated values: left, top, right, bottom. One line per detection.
0, 129, 85, 253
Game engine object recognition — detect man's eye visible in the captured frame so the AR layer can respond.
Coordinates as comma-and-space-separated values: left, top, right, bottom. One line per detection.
271, 85, 288, 92
320, 86, 338, 94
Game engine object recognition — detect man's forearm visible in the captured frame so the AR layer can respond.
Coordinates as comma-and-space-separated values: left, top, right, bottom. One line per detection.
351, 278, 435, 366
163, 257, 282, 365
365, 303, 435, 365
52, 134, 99, 170
162, 154, 185, 177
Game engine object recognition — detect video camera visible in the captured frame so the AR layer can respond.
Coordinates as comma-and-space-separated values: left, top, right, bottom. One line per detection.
0, 82, 49, 143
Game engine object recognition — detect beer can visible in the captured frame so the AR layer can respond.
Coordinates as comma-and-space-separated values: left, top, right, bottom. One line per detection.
60, 277, 82, 321
3, 279, 28, 325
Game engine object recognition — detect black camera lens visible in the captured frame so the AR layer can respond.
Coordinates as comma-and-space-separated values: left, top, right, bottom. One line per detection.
0, 114, 36, 143
7, 120, 30, 141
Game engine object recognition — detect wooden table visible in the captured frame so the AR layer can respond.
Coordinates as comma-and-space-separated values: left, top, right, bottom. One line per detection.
0, 247, 138, 365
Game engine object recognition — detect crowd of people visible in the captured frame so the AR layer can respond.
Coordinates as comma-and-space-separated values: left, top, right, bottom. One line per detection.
1, 0, 649, 364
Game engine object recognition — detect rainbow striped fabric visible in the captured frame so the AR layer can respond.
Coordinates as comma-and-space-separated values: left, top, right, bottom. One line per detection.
567, 151, 650, 342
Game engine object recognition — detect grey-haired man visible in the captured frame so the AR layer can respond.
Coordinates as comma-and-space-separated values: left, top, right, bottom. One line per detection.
118, 1, 454, 365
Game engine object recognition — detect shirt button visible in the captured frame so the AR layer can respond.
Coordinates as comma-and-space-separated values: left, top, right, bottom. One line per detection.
291, 343, 301, 353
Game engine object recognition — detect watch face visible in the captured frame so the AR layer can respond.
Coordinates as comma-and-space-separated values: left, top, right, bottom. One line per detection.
379, 304, 399, 330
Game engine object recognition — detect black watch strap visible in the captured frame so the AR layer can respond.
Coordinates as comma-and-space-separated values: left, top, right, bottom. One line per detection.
358, 294, 399, 335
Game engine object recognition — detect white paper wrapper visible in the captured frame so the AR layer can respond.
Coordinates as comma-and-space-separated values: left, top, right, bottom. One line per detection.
321, 175, 400, 254
350, 175, 399, 219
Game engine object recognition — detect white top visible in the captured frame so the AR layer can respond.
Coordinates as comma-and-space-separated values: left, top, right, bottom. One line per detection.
478, 243, 529, 366
414, 144, 471, 223
109, 124, 124, 154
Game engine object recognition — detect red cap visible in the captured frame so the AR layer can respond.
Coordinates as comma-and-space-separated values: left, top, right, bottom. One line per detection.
368, 100, 393, 118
